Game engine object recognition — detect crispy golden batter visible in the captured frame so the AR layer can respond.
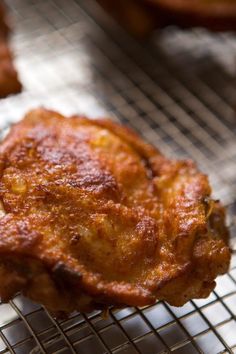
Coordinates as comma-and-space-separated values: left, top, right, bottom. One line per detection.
0, 108, 230, 314
97, 0, 236, 37
0, 1, 21, 98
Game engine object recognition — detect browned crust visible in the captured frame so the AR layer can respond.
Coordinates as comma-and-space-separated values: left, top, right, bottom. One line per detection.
0, 108, 231, 314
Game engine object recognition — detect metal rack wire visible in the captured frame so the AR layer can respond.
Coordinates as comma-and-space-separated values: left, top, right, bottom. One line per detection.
0, 0, 235, 353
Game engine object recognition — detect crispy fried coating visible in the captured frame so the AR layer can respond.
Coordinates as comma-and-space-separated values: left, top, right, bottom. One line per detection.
0, 1, 21, 98
96, 0, 236, 37
0, 108, 231, 314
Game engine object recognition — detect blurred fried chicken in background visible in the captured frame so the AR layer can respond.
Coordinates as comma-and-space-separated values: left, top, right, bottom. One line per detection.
96, 0, 236, 37
0, 1, 21, 97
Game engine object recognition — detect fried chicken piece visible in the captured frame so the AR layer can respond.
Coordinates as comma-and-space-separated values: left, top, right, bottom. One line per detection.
0, 108, 230, 314
0, 1, 10, 38
0, 40, 22, 98
96, 0, 236, 37
0, 1, 21, 98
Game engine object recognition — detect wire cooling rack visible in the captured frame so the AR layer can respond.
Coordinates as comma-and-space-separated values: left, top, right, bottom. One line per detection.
0, 0, 236, 353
